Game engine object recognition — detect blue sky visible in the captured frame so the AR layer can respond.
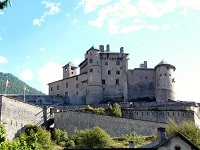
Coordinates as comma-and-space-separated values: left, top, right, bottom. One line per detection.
0, 0, 200, 102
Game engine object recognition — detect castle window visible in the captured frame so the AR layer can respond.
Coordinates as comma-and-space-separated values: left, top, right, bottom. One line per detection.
102, 80, 105, 84
76, 92, 78, 95
89, 59, 93, 63
76, 83, 79, 88
65, 92, 68, 97
145, 76, 148, 79
57, 85, 59, 90
105, 62, 108, 65
50, 87, 53, 91
116, 71, 120, 75
108, 70, 111, 75
66, 83, 68, 88
76, 76, 78, 80
116, 60, 120, 65
90, 68, 93, 72
116, 79, 119, 84
165, 73, 167, 76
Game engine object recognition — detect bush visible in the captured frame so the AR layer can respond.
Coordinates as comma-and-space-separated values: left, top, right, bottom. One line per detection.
53, 129, 68, 146
108, 103, 122, 117
70, 126, 114, 148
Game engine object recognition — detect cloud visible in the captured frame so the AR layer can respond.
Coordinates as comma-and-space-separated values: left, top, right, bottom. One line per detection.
39, 47, 45, 52
84, 0, 198, 34
33, 1, 61, 27
0, 36, 2, 41
0, 56, 7, 63
78, 0, 111, 13
19, 69, 34, 81
38, 61, 62, 94
0, 10, 4, 15
72, 18, 81, 25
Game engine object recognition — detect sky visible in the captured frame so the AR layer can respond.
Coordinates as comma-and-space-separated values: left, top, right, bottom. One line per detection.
0, 0, 200, 102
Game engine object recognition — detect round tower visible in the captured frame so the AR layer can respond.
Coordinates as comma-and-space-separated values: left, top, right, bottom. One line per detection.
155, 60, 176, 102
86, 47, 102, 104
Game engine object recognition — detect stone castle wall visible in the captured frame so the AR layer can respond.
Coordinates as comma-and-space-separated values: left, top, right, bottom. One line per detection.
54, 110, 166, 137
0, 96, 47, 140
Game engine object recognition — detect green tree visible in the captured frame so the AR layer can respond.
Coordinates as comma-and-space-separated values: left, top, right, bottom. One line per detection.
166, 119, 200, 148
108, 103, 122, 117
71, 126, 114, 148
53, 129, 68, 146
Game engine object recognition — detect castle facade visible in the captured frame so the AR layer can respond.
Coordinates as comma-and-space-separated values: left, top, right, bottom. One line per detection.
48, 45, 176, 105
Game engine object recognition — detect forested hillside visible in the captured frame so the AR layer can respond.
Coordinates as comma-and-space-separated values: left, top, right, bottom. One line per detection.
0, 72, 45, 95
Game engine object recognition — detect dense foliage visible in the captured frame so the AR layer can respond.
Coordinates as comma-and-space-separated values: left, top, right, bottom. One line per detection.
85, 103, 122, 117
0, 72, 44, 95
166, 119, 200, 148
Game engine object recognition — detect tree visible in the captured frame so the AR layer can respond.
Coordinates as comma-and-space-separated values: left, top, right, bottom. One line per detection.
166, 119, 200, 148
70, 126, 114, 148
0, 0, 11, 9
108, 103, 122, 117
53, 129, 68, 146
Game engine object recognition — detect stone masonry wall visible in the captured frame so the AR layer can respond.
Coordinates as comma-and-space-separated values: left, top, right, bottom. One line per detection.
0, 96, 45, 140
54, 110, 166, 137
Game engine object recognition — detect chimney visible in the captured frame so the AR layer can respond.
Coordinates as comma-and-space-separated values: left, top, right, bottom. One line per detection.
106, 44, 110, 52
99, 45, 104, 52
120, 47, 124, 53
158, 127, 167, 144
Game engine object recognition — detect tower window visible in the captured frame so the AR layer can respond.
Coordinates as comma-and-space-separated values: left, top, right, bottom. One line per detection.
90, 68, 93, 72
76, 76, 78, 80
116, 71, 120, 75
116, 60, 120, 65
105, 62, 108, 65
102, 80, 105, 84
50, 87, 53, 91
116, 79, 119, 84
108, 70, 111, 75
90, 59, 93, 63
76, 83, 79, 88
66, 82, 68, 88
57, 85, 59, 90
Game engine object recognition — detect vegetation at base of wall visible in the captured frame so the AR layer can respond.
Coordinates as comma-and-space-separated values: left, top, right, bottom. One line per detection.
85, 103, 122, 117
166, 119, 200, 148
0, 72, 45, 95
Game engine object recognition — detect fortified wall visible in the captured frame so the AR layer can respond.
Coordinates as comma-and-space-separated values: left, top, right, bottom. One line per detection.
0, 95, 51, 139
54, 110, 166, 137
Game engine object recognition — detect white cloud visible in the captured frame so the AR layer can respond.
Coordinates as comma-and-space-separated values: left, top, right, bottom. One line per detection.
72, 18, 80, 25
0, 56, 7, 63
33, 18, 43, 27
0, 10, 4, 15
19, 69, 34, 81
33, 1, 61, 27
38, 61, 62, 94
39, 47, 45, 52
179, 0, 200, 10
78, 0, 111, 13
0, 37, 2, 41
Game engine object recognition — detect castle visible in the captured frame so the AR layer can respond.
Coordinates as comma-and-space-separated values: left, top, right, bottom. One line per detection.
48, 44, 176, 104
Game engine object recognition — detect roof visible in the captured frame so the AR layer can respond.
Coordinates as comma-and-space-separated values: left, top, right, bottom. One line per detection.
155, 60, 176, 70
143, 132, 200, 149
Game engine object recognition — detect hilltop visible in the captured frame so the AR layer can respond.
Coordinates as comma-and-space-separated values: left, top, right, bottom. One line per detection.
0, 72, 45, 95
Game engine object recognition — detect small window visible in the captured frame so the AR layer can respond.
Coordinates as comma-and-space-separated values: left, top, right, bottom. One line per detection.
165, 73, 167, 76
50, 87, 53, 91
57, 85, 59, 90
90, 68, 93, 72
116, 60, 120, 65
102, 80, 105, 84
105, 62, 108, 65
90, 59, 93, 63
116, 71, 120, 75
66, 83, 68, 88
116, 79, 119, 84
76, 83, 79, 88
76, 76, 78, 80
65, 92, 68, 97
76, 92, 78, 95
145, 76, 148, 79
160, 74, 162, 77
108, 70, 111, 75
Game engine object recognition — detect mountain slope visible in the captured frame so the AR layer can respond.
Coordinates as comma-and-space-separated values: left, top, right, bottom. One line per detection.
0, 72, 45, 95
